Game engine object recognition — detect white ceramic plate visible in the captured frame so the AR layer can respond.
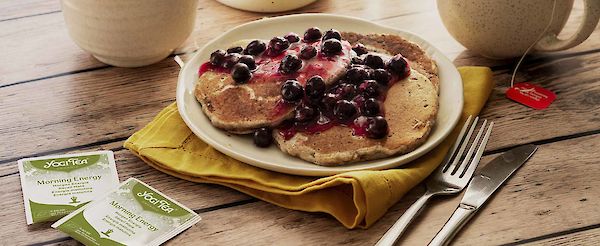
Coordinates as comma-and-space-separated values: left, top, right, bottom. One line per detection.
177, 14, 463, 176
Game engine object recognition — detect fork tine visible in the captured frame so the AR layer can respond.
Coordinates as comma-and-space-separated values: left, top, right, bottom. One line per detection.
452, 119, 488, 175
441, 115, 473, 172
460, 121, 494, 178
444, 116, 479, 173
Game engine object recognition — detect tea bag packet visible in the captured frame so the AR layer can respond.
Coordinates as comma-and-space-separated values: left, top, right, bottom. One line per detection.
18, 151, 119, 224
52, 178, 201, 246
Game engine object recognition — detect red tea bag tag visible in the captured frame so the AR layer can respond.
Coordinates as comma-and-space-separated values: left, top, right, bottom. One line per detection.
506, 82, 556, 110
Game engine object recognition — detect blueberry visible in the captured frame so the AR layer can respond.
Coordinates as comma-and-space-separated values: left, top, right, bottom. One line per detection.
209, 49, 226, 66
281, 80, 304, 102
352, 43, 368, 56
279, 54, 302, 74
231, 63, 252, 83
364, 54, 385, 69
359, 80, 380, 98
352, 94, 365, 105
244, 40, 266, 55
351, 56, 364, 65
305, 76, 326, 101
345, 66, 369, 84
222, 53, 241, 68
299, 45, 317, 60
294, 105, 317, 123
303, 27, 322, 42
322, 29, 341, 41
334, 100, 358, 121
338, 83, 357, 100
371, 69, 391, 85
366, 116, 388, 139
268, 36, 290, 56
320, 93, 339, 113
387, 54, 411, 78
238, 55, 256, 70
362, 98, 380, 116
321, 39, 343, 56
253, 128, 272, 147
284, 33, 300, 43
364, 68, 375, 79
227, 46, 243, 54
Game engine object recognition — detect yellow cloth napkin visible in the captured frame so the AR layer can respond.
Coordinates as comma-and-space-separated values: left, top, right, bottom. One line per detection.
124, 66, 493, 229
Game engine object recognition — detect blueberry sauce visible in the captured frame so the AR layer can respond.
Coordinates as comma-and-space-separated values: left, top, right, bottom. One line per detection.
199, 28, 412, 145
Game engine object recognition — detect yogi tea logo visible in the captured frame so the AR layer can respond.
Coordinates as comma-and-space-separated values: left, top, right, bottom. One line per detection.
137, 191, 175, 213
44, 158, 87, 168
29, 155, 100, 172
132, 182, 189, 217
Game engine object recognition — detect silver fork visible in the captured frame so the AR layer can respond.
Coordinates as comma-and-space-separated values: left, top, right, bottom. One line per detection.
375, 116, 494, 246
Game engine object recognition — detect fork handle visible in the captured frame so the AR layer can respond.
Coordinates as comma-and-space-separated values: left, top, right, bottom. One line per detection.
428, 204, 477, 246
375, 192, 434, 246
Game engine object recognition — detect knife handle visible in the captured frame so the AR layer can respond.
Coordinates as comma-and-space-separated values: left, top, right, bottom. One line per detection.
375, 192, 434, 246
428, 204, 477, 246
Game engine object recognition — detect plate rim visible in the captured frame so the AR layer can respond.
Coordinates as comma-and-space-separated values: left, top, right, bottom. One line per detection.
176, 13, 463, 176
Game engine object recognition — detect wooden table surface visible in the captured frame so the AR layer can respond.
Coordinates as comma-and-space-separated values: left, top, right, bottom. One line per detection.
2, 0, 600, 245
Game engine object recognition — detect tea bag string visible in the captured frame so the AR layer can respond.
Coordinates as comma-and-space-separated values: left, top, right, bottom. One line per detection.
510, 0, 557, 87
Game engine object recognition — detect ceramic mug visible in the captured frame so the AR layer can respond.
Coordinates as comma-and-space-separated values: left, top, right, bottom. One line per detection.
437, 0, 600, 59
61, 0, 198, 67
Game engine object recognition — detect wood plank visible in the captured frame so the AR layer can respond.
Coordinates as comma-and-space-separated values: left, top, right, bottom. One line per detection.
1, 0, 597, 85
0, 141, 124, 177
1, 1, 599, 244
522, 227, 600, 245
0, 0, 438, 86
480, 52, 600, 151
88, 134, 599, 246
0, 145, 251, 245
2, 47, 600, 163
0, 0, 60, 21
0, 58, 179, 162
16, 133, 600, 245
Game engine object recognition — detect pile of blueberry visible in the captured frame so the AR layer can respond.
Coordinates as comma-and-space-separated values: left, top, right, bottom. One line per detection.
255, 32, 410, 148
208, 27, 346, 86
274, 47, 411, 144
208, 41, 262, 84
206, 27, 411, 147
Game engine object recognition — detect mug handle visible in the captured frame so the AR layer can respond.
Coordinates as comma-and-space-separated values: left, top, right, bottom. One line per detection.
535, 0, 600, 51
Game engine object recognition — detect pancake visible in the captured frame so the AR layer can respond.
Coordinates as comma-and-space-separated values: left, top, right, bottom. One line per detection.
342, 32, 439, 91
195, 72, 290, 133
195, 39, 353, 134
274, 33, 439, 165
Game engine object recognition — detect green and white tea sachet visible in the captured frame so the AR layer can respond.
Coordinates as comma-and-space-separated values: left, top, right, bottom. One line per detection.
52, 178, 201, 246
18, 151, 120, 224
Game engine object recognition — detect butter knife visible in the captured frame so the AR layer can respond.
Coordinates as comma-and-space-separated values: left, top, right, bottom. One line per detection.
428, 144, 538, 246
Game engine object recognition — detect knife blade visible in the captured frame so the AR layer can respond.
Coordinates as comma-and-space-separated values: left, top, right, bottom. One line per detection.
460, 144, 538, 209
429, 144, 538, 246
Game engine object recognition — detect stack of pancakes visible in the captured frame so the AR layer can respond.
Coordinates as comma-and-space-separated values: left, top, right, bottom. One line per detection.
195, 32, 439, 166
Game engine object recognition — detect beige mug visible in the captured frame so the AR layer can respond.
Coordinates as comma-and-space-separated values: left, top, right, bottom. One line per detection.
437, 0, 600, 59
61, 0, 198, 67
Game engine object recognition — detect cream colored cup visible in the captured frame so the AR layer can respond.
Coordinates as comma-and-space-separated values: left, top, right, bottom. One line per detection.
437, 0, 600, 59
61, 0, 198, 67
